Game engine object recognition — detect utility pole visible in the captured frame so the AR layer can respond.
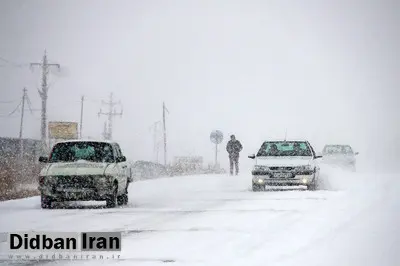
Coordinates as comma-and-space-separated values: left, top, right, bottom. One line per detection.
162, 102, 169, 166
6, 89, 33, 157
102, 121, 108, 140
19, 88, 27, 158
98, 93, 123, 140
80, 95, 84, 139
149, 121, 161, 163
30, 50, 60, 146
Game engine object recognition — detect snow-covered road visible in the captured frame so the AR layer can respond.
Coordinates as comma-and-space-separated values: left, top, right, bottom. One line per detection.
1, 165, 399, 266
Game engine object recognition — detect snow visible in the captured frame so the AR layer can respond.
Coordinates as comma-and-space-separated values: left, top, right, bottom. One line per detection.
0, 165, 399, 266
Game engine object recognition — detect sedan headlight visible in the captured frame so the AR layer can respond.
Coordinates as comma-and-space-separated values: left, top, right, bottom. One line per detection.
297, 165, 312, 171
254, 165, 269, 171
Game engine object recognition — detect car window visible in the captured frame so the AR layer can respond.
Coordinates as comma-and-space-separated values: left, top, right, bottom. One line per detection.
323, 145, 353, 155
113, 144, 121, 158
257, 141, 312, 157
115, 143, 123, 157
49, 142, 115, 163
342, 146, 354, 154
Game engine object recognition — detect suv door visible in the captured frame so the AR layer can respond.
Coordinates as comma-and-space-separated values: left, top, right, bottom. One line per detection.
111, 144, 125, 194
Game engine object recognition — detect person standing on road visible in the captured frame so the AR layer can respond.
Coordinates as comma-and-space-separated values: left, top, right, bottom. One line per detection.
226, 134, 243, 175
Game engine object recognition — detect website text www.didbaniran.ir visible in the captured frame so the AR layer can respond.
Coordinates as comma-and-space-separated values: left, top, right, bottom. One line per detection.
7, 253, 121, 261
0, 231, 123, 261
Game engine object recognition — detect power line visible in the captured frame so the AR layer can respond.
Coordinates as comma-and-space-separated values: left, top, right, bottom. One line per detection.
98, 93, 123, 140
0, 97, 18, 103
0, 114, 18, 118
25, 93, 34, 114
0, 56, 29, 68
8, 101, 22, 116
0, 57, 13, 64
0, 90, 36, 116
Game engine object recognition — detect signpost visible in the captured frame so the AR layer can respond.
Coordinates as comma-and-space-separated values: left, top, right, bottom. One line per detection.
48, 121, 78, 147
210, 130, 224, 169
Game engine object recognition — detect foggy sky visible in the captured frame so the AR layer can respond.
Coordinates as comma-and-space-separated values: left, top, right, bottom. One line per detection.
1, 0, 399, 170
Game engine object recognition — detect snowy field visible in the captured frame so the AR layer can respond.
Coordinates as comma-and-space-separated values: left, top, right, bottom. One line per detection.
0, 164, 399, 266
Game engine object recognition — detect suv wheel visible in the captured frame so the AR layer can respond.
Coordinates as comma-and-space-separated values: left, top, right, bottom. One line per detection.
41, 194, 53, 209
117, 186, 128, 205
106, 185, 118, 208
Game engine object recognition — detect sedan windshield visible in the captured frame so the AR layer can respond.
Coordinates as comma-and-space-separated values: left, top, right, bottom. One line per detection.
49, 142, 115, 163
323, 145, 354, 155
257, 141, 312, 157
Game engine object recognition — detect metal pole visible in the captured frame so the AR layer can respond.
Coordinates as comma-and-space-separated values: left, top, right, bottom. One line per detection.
215, 143, 218, 169
48, 127, 51, 150
108, 93, 113, 140
153, 122, 157, 162
31, 50, 60, 147
19, 88, 27, 158
163, 102, 167, 166
156, 142, 160, 163
98, 92, 122, 140
40, 52, 48, 144
80, 95, 84, 139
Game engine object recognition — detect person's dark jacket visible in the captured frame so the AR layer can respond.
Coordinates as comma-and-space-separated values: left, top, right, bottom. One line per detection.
226, 140, 243, 157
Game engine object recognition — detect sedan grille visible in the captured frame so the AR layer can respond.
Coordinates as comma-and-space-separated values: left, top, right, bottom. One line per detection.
269, 166, 295, 171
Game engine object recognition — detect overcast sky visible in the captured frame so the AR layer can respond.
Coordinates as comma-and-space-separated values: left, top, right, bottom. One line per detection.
0, 0, 399, 170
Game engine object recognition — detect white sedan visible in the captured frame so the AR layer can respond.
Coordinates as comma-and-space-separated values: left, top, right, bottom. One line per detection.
248, 140, 322, 191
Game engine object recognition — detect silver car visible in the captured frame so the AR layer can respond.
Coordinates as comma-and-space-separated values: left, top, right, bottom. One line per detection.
321, 144, 359, 171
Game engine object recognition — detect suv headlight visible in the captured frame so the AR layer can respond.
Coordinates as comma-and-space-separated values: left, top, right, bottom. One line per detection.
297, 165, 312, 171
98, 175, 112, 184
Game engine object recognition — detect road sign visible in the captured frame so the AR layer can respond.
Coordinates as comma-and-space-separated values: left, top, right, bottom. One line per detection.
48, 121, 78, 140
210, 130, 223, 144
210, 130, 223, 170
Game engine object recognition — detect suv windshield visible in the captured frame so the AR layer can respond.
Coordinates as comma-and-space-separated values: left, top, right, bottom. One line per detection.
323, 145, 354, 155
257, 141, 312, 157
49, 142, 115, 163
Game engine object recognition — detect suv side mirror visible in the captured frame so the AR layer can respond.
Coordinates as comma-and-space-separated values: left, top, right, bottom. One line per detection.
117, 156, 127, 163
355, 152, 359, 155
39, 156, 48, 163
315, 152, 323, 159
248, 154, 256, 159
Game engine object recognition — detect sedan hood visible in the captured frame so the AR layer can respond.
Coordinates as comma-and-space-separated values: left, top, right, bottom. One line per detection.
255, 156, 313, 167
41, 161, 114, 176
322, 154, 355, 163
